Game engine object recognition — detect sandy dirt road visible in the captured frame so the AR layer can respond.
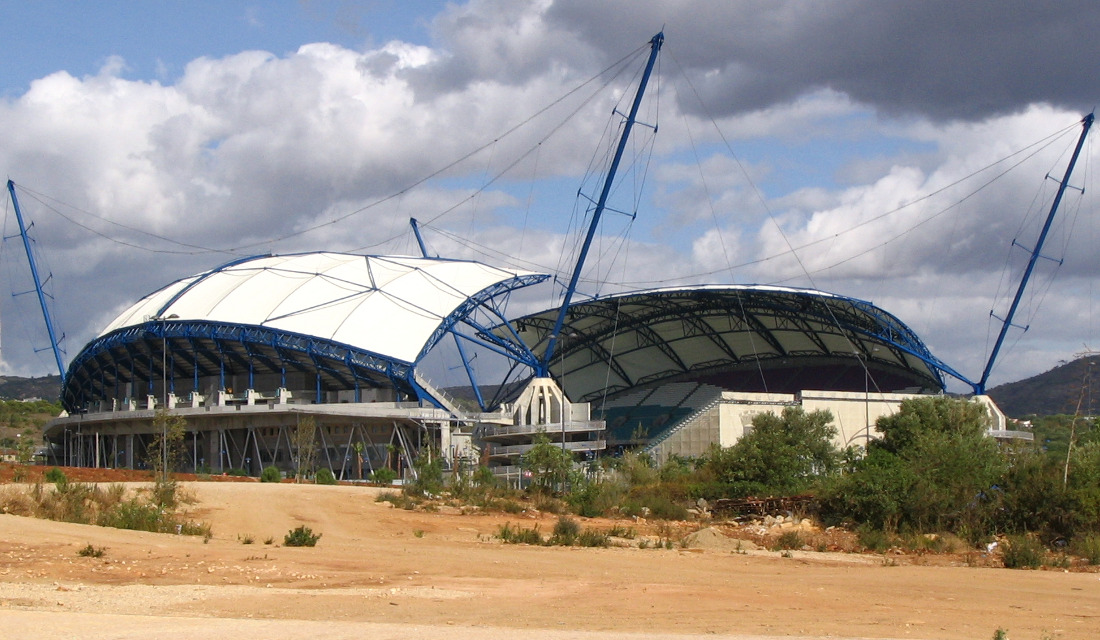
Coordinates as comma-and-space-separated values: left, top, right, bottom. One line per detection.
1, 481, 1098, 639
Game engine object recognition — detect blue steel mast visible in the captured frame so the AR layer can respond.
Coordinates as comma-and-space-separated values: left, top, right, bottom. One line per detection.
6, 180, 67, 379
539, 31, 663, 377
977, 112, 1094, 394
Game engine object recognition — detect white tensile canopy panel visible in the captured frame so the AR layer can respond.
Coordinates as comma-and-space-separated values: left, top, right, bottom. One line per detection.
101, 252, 539, 364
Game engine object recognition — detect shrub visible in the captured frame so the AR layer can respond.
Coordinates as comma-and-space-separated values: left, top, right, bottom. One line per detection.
44, 467, 67, 485
1001, 534, 1044, 569
577, 528, 610, 547
260, 466, 282, 483
857, 525, 892, 552
315, 467, 337, 485
621, 487, 689, 521
606, 524, 636, 539
284, 525, 321, 547
370, 468, 398, 485
550, 516, 581, 545
77, 543, 104, 558
497, 499, 524, 514
567, 477, 624, 518
98, 499, 162, 532
497, 522, 543, 545
376, 491, 417, 509
774, 530, 804, 551
1072, 534, 1100, 565
532, 492, 566, 514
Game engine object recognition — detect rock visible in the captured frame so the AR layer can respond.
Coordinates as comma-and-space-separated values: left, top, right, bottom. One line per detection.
682, 527, 760, 552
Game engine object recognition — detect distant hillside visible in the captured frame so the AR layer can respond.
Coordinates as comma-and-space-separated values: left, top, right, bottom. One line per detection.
987, 356, 1100, 418
0, 374, 61, 401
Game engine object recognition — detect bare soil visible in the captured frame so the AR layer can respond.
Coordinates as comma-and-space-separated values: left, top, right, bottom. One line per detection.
1, 467, 1098, 640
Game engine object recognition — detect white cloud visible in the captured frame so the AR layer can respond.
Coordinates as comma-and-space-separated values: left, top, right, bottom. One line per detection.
0, 1, 1096, 395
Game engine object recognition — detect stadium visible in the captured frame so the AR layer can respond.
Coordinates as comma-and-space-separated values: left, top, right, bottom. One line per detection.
36, 31, 1051, 481
42, 249, 1013, 482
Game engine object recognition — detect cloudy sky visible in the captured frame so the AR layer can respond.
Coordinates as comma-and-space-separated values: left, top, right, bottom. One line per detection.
1, 0, 1098, 394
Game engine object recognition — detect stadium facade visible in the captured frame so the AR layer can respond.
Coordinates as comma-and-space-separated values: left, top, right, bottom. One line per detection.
43, 251, 1020, 480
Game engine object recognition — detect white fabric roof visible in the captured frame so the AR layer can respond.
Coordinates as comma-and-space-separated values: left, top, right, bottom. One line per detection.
102, 253, 540, 364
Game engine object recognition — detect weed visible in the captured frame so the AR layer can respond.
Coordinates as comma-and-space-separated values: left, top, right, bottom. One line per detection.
77, 543, 104, 558
284, 525, 322, 547
263, 536, 274, 545
992, 629, 1008, 640
780, 550, 793, 558
239, 534, 255, 545
413, 529, 425, 538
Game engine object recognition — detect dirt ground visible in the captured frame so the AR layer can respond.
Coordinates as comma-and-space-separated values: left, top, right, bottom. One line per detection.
1, 470, 1098, 639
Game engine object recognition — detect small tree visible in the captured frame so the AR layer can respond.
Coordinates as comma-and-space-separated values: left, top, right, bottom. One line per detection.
352, 441, 365, 480
822, 396, 1005, 536
294, 416, 318, 483
408, 447, 444, 496
703, 406, 840, 499
522, 431, 573, 493
148, 409, 187, 507
15, 427, 38, 465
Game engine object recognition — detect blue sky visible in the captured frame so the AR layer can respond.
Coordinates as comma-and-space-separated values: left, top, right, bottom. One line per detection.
0, 0, 1098, 395
0, 1, 444, 95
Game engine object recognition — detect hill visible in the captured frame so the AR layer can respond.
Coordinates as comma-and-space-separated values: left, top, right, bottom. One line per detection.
987, 355, 1100, 417
0, 374, 60, 401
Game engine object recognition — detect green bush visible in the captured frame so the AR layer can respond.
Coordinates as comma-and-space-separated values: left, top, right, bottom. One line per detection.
774, 530, 804, 551
621, 488, 689, 520
567, 477, 624, 518
284, 525, 322, 547
376, 491, 418, 509
260, 466, 282, 483
857, 525, 892, 552
99, 499, 162, 532
44, 467, 67, 485
1001, 534, 1044, 569
315, 467, 337, 485
577, 528, 610, 547
550, 516, 581, 545
497, 522, 543, 545
370, 468, 398, 485
1072, 534, 1100, 565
